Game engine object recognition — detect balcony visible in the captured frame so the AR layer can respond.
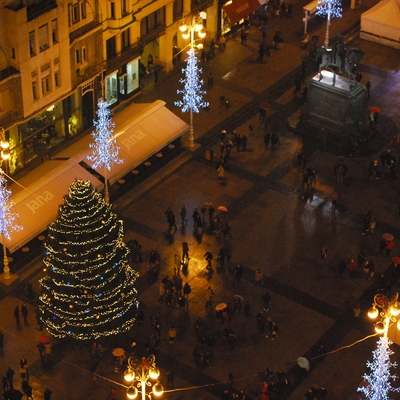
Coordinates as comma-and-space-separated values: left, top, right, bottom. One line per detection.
0, 66, 20, 82
27, 0, 57, 21
70, 20, 102, 44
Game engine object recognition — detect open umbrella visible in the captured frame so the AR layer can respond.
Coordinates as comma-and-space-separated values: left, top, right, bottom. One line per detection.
297, 357, 310, 369
38, 335, 51, 344
215, 303, 227, 311
260, 102, 270, 111
383, 233, 394, 241
204, 202, 213, 208
370, 106, 380, 113
218, 206, 228, 212
234, 295, 245, 301
392, 256, 400, 264
112, 348, 125, 357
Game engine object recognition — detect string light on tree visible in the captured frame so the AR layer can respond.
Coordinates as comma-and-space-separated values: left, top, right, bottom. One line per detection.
358, 293, 400, 399
38, 180, 138, 340
0, 173, 22, 279
316, 0, 342, 48
87, 101, 123, 203
175, 12, 208, 147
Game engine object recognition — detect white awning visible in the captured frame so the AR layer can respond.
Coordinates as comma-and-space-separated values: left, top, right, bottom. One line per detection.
85, 100, 189, 184
2, 162, 103, 252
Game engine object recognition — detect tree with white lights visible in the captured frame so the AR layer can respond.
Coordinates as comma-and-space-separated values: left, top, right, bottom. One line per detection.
87, 101, 122, 203
316, 0, 342, 48
175, 47, 208, 147
38, 180, 138, 340
358, 337, 400, 400
0, 173, 22, 279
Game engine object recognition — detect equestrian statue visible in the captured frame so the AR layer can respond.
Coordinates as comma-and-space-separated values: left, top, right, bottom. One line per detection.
315, 35, 364, 88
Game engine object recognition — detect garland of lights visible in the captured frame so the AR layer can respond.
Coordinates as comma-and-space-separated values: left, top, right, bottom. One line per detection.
0, 173, 22, 239
39, 180, 139, 340
175, 48, 208, 113
358, 337, 400, 400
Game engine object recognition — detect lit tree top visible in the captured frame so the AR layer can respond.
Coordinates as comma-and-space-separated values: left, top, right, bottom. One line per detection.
175, 48, 209, 113
316, 0, 342, 18
358, 337, 400, 400
87, 101, 123, 171
0, 173, 22, 239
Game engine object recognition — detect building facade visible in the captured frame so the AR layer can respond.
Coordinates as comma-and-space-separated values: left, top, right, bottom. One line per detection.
0, 0, 235, 174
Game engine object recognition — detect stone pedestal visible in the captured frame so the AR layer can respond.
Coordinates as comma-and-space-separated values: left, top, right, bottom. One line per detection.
303, 71, 366, 146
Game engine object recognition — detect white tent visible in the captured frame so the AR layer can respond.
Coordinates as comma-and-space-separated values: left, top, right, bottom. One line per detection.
361, 0, 400, 49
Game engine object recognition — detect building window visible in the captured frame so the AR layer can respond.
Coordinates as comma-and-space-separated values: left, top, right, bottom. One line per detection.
80, 1, 87, 19
11, 48, 15, 59
71, 3, 79, 23
54, 70, 60, 87
75, 49, 81, 64
42, 75, 51, 95
52, 19, 58, 44
106, 36, 116, 58
38, 24, 49, 52
122, 0, 128, 14
82, 47, 87, 62
32, 81, 38, 100
110, 2, 115, 18
122, 29, 130, 49
140, 8, 165, 35
29, 31, 36, 57
173, 0, 183, 21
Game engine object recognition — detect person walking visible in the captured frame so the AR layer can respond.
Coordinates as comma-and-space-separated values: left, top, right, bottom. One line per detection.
20, 357, 28, 381
205, 287, 214, 311
183, 282, 191, 300
182, 241, 189, 263
110, 387, 117, 400
6, 367, 14, 390
331, 191, 338, 212
348, 259, 357, 278
180, 205, 187, 226
320, 246, 327, 262
2, 376, 8, 395
263, 132, 271, 150
386, 240, 394, 257
14, 306, 20, 328
255, 269, 263, 287
168, 327, 177, 344
44, 388, 52, 400
234, 264, 244, 285
21, 303, 28, 324
25, 382, 33, 400
207, 73, 214, 90
217, 164, 225, 182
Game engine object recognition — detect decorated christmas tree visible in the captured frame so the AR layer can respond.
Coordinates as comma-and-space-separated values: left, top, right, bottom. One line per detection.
38, 180, 138, 340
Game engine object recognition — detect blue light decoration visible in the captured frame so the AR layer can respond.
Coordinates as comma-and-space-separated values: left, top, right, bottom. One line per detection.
0, 173, 22, 240
175, 48, 209, 114
87, 101, 123, 203
358, 337, 400, 400
316, 0, 342, 48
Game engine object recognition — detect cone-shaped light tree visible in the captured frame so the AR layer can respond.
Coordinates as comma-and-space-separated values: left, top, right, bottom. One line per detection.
38, 180, 138, 340
175, 47, 208, 147
316, 0, 342, 48
87, 101, 122, 203
358, 337, 400, 400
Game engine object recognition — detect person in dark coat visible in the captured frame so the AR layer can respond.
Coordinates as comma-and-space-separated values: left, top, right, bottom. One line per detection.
44, 388, 52, 400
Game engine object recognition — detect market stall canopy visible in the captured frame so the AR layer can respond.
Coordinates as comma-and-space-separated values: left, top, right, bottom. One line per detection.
223, 0, 261, 25
85, 100, 189, 184
1, 162, 103, 252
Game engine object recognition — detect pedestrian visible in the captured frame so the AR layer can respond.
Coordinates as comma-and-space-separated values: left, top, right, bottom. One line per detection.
240, 29, 247, 45
320, 246, 327, 262
386, 240, 394, 257
20, 357, 28, 380
182, 241, 189, 262
174, 254, 181, 275
234, 264, 243, 284
180, 205, 187, 226
25, 382, 33, 399
166, 370, 174, 388
348, 259, 357, 278
2, 376, 8, 395
6, 367, 14, 390
208, 73, 214, 89
21, 303, 28, 324
14, 306, 20, 327
391, 136, 398, 148
192, 208, 199, 227
110, 387, 117, 400
217, 164, 225, 181
183, 282, 191, 299
228, 372, 234, 388
263, 132, 271, 150
44, 388, 52, 400
248, 123, 255, 139
204, 251, 213, 267
366, 81, 371, 99
255, 268, 263, 286
233, 296, 242, 313
265, 316, 278, 340
262, 290, 271, 311
205, 286, 214, 311
168, 327, 177, 344
364, 260, 375, 280
331, 191, 338, 211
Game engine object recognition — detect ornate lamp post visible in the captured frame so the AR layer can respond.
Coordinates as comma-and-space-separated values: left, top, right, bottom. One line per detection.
124, 355, 164, 400
176, 13, 207, 148
368, 293, 400, 338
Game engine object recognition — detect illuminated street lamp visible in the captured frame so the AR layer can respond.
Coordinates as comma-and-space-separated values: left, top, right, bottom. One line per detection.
368, 293, 400, 338
176, 12, 207, 148
124, 355, 164, 400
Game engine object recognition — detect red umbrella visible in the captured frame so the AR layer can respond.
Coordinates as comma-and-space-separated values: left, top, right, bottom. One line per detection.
392, 256, 400, 264
38, 335, 50, 344
218, 206, 228, 212
370, 106, 380, 113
